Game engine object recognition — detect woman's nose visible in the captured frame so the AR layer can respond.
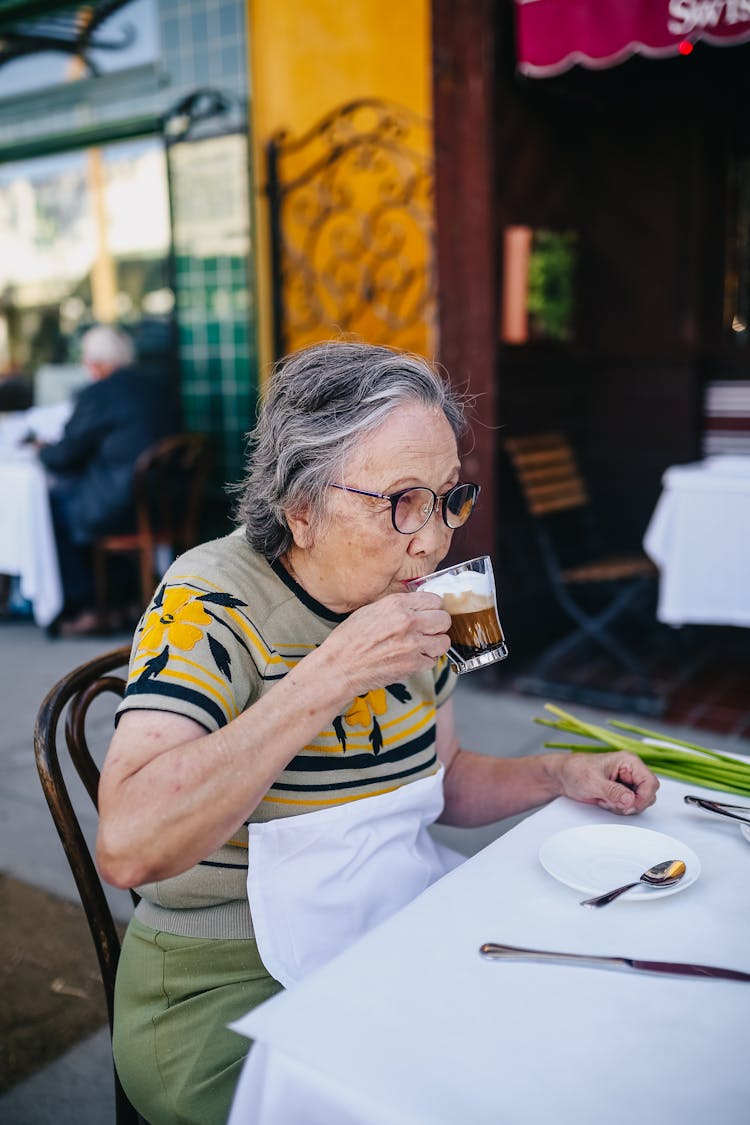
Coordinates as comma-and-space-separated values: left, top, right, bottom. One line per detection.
407, 508, 452, 554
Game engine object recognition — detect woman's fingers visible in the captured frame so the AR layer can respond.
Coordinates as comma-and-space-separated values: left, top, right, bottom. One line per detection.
558, 750, 659, 815
322, 593, 451, 695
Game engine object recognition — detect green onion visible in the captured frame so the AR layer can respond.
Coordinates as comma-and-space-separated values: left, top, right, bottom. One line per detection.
534, 704, 750, 797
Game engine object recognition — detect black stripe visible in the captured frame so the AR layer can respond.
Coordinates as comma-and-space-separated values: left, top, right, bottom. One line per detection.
435, 660, 452, 695
269, 753, 438, 793
199, 859, 247, 870
286, 726, 435, 772
114, 705, 212, 733
124, 680, 227, 728
270, 557, 348, 623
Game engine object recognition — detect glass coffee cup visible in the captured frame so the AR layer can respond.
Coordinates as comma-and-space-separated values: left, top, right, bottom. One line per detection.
406, 555, 508, 674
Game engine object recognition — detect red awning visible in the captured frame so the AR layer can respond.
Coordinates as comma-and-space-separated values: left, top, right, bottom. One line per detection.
514, 0, 750, 77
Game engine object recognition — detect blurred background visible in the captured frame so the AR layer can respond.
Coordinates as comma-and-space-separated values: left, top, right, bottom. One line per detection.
1, 0, 749, 713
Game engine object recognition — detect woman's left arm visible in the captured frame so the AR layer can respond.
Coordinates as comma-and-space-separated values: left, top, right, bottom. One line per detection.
435, 699, 659, 826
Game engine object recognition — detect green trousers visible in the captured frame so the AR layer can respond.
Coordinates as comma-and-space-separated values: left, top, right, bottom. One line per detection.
113, 916, 283, 1125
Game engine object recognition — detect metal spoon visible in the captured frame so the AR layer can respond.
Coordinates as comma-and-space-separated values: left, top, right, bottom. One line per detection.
580, 859, 687, 908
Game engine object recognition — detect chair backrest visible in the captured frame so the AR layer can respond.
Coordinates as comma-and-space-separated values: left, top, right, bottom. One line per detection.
132, 432, 212, 551
504, 432, 590, 517
34, 645, 140, 1124
504, 431, 599, 575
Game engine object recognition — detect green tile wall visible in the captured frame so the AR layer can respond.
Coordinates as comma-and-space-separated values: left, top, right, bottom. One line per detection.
174, 252, 257, 487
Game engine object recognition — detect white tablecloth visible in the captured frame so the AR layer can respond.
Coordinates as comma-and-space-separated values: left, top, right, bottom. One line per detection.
0, 401, 72, 450
643, 456, 750, 626
0, 404, 71, 627
228, 775, 750, 1125
0, 450, 63, 627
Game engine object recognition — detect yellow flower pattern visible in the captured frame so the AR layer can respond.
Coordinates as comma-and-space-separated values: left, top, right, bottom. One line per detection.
344, 689, 388, 728
140, 587, 213, 653
332, 689, 391, 755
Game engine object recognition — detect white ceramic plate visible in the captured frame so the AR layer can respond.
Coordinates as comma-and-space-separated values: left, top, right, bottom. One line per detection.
741, 824, 750, 845
539, 824, 701, 900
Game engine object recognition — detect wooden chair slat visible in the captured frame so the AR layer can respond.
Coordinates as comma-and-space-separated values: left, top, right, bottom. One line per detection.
503, 430, 660, 707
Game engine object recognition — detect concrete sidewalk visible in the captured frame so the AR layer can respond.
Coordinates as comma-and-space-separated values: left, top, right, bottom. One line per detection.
2, 618, 748, 1123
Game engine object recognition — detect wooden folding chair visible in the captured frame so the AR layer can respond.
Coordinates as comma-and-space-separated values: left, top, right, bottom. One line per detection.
34, 645, 143, 1124
93, 433, 211, 618
504, 432, 662, 712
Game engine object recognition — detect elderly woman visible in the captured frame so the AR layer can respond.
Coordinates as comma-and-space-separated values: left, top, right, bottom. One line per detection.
98, 341, 658, 1124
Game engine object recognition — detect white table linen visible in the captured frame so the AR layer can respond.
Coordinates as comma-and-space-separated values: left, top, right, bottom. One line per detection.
643, 456, 750, 626
0, 403, 71, 627
0, 401, 72, 450
228, 775, 750, 1125
0, 449, 63, 627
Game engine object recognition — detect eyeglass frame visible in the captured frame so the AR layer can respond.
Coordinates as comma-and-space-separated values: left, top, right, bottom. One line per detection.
328, 481, 481, 535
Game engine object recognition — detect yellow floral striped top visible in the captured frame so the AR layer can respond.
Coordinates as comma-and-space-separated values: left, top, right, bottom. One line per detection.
116, 530, 457, 939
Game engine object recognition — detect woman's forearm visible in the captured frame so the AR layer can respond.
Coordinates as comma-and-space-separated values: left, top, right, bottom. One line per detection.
439, 743, 659, 827
96, 645, 352, 888
439, 748, 565, 828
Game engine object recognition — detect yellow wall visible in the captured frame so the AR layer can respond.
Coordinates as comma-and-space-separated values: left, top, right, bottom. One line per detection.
249, 1, 431, 133
247, 0, 433, 378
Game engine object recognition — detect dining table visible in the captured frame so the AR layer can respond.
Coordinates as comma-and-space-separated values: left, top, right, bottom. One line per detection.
227, 771, 750, 1125
0, 402, 71, 627
643, 454, 750, 627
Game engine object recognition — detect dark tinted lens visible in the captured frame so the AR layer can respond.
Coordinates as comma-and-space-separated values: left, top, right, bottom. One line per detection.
443, 483, 478, 528
393, 487, 435, 533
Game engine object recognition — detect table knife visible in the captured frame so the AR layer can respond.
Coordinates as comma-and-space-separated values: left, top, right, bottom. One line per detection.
479, 942, 750, 981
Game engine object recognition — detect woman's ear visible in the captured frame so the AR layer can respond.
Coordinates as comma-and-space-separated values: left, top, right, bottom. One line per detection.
285, 506, 314, 549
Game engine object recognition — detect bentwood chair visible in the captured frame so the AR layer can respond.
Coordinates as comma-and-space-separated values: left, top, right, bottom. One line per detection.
34, 645, 142, 1125
93, 432, 211, 618
504, 431, 661, 712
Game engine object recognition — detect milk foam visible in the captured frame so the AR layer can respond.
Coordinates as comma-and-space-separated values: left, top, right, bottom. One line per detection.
419, 569, 491, 599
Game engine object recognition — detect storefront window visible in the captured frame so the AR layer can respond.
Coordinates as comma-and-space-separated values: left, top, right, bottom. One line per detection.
0, 137, 172, 399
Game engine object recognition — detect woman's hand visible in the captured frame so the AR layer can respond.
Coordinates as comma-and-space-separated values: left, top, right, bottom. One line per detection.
553, 750, 660, 815
319, 591, 451, 700
437, 698, 660, 828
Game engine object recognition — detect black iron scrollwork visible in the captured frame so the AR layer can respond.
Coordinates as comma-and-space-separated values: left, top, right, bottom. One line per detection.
0, 1, 135, 77
162, 88, 247, 145
267, 98, 436, 358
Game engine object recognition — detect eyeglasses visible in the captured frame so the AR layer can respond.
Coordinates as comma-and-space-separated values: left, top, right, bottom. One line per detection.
329, 481, 480, 535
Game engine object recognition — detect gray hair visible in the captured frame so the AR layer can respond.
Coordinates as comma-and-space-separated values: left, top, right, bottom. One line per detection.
235, 341, 468, 560
81, 325, 135, 369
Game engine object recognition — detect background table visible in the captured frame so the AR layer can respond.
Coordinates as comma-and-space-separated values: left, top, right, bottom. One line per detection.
0, 404, 70, 628
0, 450, 63, 627
643, 455, 750, 626
228, 774, 750, 1125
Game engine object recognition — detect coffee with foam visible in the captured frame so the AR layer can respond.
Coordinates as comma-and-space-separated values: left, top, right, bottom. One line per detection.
425, 570, 493, 616
413, 563, 506, 668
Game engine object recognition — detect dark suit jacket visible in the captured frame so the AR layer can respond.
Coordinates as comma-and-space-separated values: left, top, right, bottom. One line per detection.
39, 366, 177, 542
